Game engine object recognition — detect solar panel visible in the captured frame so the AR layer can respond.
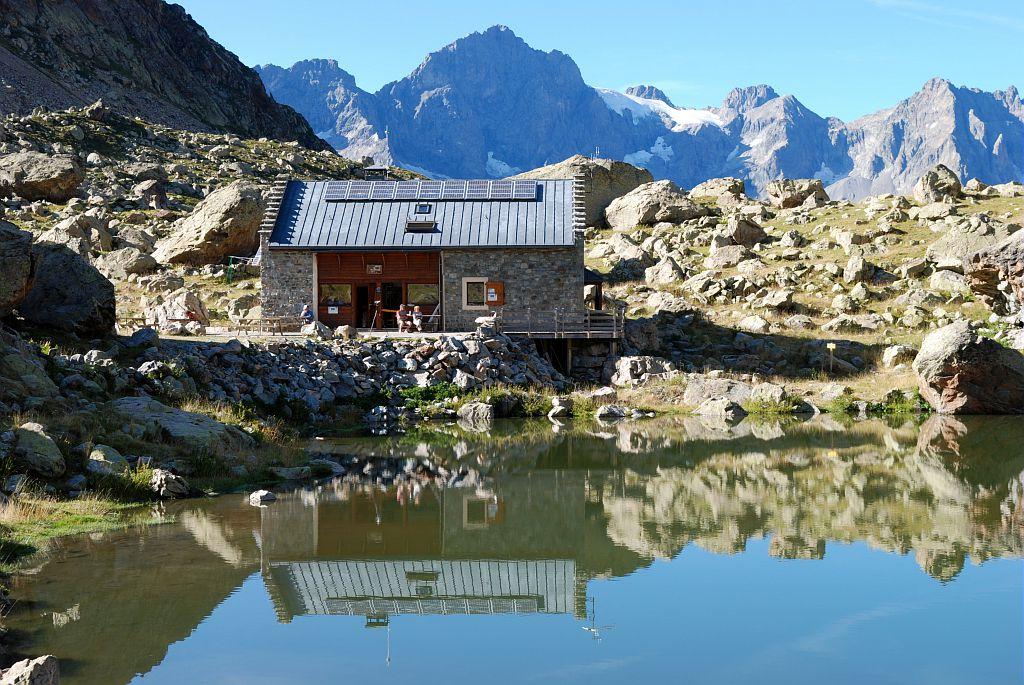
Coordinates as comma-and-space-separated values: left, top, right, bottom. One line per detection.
347, 181, 372, 200
512, 180, 537, 200
323, 181, 350, 202
442, 180, 467, 200
370, 181, 396, 200
490, 180, 513, 199
466, 180, 490, 199
395, 181, 420, 200
419, 181, 443, 199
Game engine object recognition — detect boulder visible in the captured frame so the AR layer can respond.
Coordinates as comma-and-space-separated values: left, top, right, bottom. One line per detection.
95, 247, 158, 280
644, 256, 685, 287
682, 374, 753, 406
147, 288, 210, 329
723, 215, 767, 247
14, 422, 65, 478
86, 444, 129, 476
0, 152, 84, 202
108, 396, 256, 450
929, 269, 969, 294
610, 356, 675, 386
914, 164, 962, 204
150, 468, 190, 499
0, 221, 36, 317
457, 401, 494, 426
765, 178, 829, 208
0, 655, 60, 684
20, 242, 116, 335
514, 155, 652, 227
843, 255, 873, 284
249, 489, 276, 506
965, 230, 1024, 314
912, 321, 1024, 414
882, 344, 917, 369
914, 202, 957, 220
604, 180, 708, 229
926, 220, 1018, 267
704, 244, 750, 269
694, 398, 747, 420
689, 177, 747, 207
301, 321, 333, 339
151, 181, 266, 265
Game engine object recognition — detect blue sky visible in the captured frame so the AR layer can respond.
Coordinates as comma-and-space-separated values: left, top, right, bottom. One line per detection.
176, 0, 1023, 121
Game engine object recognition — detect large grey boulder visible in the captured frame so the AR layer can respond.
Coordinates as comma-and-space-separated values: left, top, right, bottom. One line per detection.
765, 178, 829, 208
913, 164, 962, 203
689, 177, 748, 207
456, 401, 494, 429
610, 355, 675, 386
912, 321, 1024, 414
14, 423, 65, 478
109, 396, 256, 450
965, 229, 1024, 314
925, 220, 1018, 268
682, 374, 753, 406
152, 181, 266, 265
86, 444, 129, 476
0, 221, 36, 317
0, 654, 60, 684
644, 257, 686, 287
513, 155, 652, 227
94, 247, 158, 280
146, 288, 211, 329
150, 468, 190, 499
20, 242, 116, 335
723, 215, 767, 247
0, 152, 84, 202
604, 180, 708, 229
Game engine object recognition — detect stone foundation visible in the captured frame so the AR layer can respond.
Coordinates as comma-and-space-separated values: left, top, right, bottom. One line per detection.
260, 234, 315, 318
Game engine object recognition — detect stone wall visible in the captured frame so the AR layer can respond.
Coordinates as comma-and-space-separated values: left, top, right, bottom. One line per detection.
259, 233, 315, 318
441, 241, 585, 331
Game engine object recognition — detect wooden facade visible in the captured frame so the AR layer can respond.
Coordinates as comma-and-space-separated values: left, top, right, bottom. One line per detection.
316, 251, 440, 329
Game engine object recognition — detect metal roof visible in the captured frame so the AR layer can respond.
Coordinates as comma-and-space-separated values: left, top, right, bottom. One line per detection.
267, 179, 577, 250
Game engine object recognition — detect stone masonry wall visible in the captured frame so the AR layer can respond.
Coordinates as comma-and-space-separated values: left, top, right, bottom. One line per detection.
442, 241, 585, 331
260, 233, 315, 318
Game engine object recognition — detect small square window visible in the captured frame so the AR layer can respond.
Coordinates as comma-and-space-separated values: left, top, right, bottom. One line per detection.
415, 203, 432, 214
463, 278, 488, 309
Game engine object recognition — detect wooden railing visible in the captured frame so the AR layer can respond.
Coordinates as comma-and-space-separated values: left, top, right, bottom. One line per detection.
494, 308, 624, 339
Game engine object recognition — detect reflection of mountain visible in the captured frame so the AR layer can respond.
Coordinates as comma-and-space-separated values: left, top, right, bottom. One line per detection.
4, 416, 1022, 683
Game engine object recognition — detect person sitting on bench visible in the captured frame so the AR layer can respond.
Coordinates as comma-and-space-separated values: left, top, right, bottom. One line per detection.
300, 303, 314, 324
411, 305, 424, 332
396, 304, 411, 332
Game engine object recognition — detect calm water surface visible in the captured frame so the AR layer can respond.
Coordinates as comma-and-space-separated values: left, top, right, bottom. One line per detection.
6, 415, 1023, 684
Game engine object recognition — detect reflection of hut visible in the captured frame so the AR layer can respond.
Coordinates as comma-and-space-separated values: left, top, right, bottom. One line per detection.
260, 473, 593, 622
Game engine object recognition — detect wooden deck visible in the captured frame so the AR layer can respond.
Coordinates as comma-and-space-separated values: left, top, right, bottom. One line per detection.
494, 309, 624, 340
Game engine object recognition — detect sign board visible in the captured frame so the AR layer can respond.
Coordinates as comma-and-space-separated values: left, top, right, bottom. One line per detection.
327, 306, 339, 315
485, 281, 505, 306
366, 264, 383, 275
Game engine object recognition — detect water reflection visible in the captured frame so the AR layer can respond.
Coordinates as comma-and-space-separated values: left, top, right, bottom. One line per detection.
5, 415, 1023, 684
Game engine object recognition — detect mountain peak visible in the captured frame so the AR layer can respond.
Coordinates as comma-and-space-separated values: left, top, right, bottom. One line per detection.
625, 85, 675, 107
721, 85, 779, 113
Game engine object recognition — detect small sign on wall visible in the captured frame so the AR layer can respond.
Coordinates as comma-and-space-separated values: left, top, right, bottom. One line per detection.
485, 281, 505, 306
366, 264, 383, 275
327, 306, 339, 314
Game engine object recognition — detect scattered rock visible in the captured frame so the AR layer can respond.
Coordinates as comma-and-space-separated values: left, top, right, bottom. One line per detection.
0, 654, 60, 685
0, 151, 84, 202
604, 180, 708, 229
14, 422, 65, 478
765, 178, 829, 208
0, 221, 36, 317
86, 444, 129, 476
109, 396, 255, 450
914, 164, 962, 204
20, 242, 116, 335
150, 468, 190, 499
249, 489, 276, 506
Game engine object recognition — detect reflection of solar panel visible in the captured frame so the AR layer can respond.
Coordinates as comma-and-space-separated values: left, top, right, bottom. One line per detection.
513, 180, 537, 199
442, 180, 467, 199
418, 181, 443, 199
322, 179, 539, 202
490, 181, 513, 199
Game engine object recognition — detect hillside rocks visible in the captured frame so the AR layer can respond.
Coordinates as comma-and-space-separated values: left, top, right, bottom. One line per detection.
689, 177, 748, 207
765, 178, 829, 208
604, 180, 708, 229
513, 154, 652, 226
0, 655, 59, 685
0, 151, 83, 202
912, 321, 1024, 414
13, 422, 65, 478
925, 216, 1019, 267
0, 220, 35, 316
152, 181, 266, 265
109, 397, 256, 451
20, 242, 115, 335
914, 164, 962, 203
965, 230, 1024, 315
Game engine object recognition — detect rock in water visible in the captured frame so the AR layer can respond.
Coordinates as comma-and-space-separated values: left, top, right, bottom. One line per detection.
965, 230, 1024, 315
456, 401, 494, 426
152, 181, 266, 265
913, 164, 962, 203
150, 469, 190, 499
0, 152, 84, 202
249, 489, 276, 506
513, 155, 652, 227
0, 654, 60, 684
20, 242, 116, 335
912, 321, 1024, 414
604, 180, 708, 229
0, 221, 36, 317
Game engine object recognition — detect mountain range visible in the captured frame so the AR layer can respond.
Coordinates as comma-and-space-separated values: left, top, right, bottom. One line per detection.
256, 26, 1024, 199
0, 0, 327, 149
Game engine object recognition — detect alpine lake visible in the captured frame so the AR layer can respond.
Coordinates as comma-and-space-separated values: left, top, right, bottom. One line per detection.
4, 414, 1022, 684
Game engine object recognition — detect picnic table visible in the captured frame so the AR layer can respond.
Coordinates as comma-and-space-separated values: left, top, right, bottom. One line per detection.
235, 316, 303, 336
